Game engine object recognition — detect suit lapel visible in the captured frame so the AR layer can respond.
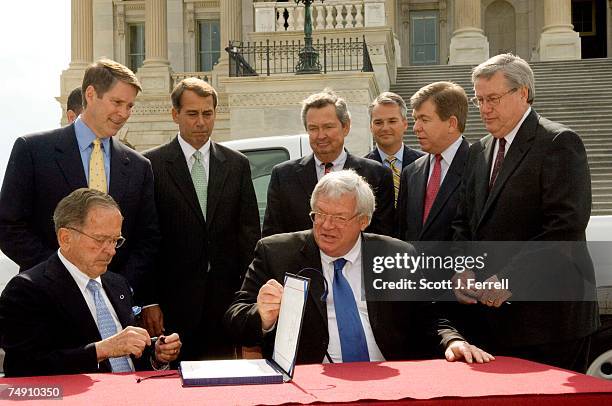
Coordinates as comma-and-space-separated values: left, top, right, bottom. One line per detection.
44, 254, 101, 341
102, 274, 133, 329
299, 232, 327, 323
109, 138, 130, 202
474, 135, 494, 219
54, 125, 88, 190
410, 157, 429, 236
206, 142, 228, 222
296, 154, 318, 198
421, 139, 468, 236
165, 137, 206, 226
479, 111, 537, 225
343, 152, 362, 172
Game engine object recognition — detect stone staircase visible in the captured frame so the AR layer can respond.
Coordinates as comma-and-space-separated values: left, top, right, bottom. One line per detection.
390, 58, 612, 216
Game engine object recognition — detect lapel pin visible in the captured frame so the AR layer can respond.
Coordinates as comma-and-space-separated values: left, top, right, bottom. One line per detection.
120, 294, 125, 300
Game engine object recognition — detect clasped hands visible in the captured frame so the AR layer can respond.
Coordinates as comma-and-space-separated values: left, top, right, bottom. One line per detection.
452, 270, 512, 307
95, 326, 182, 365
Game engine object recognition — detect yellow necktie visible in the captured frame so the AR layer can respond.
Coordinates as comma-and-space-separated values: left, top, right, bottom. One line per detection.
89, 138, 107, 193
385, 157, 400, 207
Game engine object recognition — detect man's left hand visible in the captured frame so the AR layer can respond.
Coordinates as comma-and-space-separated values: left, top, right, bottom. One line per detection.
445, 340, 495, 364
154, 333, 182, 364
141, 305, 164, 336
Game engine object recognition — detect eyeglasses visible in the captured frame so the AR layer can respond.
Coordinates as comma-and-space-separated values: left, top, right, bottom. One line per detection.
309, 211, 360, 228
66, 227, 126, 248
470, 88, 517, 108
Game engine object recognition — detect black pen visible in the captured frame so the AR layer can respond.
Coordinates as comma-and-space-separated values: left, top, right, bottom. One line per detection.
150, 336, 166, 346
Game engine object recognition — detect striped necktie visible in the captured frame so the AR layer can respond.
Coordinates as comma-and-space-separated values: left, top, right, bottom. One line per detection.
89, 138, 107, 193
385, 157, 400, 207
191, 150, 208, 218
86, 280, 133, 373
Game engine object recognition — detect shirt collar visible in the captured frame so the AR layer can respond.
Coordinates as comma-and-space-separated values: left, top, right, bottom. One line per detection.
57, 249, 102, 293
177, 133, 211, 162
74, 116, 111, 155
432, 135, 463, 166
377, 146, 403, 165
313, 149, 347, 169
502, 107, 531, 146
320, 234, 362, 266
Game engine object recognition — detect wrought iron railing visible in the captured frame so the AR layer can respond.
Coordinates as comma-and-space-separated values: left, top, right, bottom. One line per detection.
226, 36, 374, 77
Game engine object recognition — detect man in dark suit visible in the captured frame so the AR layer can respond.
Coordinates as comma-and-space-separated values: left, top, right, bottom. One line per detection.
0, 189, 181, 377
397, 82, 469, 242
0, 59, 159, 309
263, 89, 395, 237
364, 92, 423, 205
143, 78, 260, 361
452, 53, 599, 372
226, 170, 493, 364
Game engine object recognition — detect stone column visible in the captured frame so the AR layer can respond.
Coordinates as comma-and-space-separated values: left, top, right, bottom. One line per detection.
70, 0, 93, 68
449, 0, 489, 65
143, 0, 170, 67
138, 0, 173, 94
538, 0, 581, 60
59, 0, 94, 124
213, 0, 243, 88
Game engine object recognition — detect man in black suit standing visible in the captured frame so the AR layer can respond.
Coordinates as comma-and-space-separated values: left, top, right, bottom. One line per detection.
452, 53, 599, 372
263, 89, 395, 237
364, 92, 423, 206
397, 82, 469, 242
0, 189, 181, 377
0, 59, 159, 309
226, 170, 493, 364
143, 78, 260, 361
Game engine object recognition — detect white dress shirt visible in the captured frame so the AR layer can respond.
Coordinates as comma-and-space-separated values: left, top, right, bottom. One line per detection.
314, 149, 348, 181
178, 134, 211, 184
58, 249, 135, 371
489, 107, 531, 181
427, 135, 464, 184
320, 236, 385, 363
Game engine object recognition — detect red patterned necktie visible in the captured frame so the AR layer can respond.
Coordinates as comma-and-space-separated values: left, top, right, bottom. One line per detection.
489, 138, 507, 190
323, 162, 333, 175
423, 154, 442, 223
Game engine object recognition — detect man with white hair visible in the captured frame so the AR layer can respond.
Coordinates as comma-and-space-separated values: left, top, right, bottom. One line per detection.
226, 170, 493, 364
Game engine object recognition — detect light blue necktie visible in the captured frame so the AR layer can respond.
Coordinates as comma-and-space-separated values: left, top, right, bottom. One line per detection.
332, 258, 370, 362
86, 280, 133, 373
191, 150, 208, 218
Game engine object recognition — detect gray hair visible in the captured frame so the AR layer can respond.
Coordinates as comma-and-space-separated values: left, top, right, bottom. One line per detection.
472, 53, 535, 104
310, 170, 375, 224
368, 91, 408, 121
53, 188, 121, 233
301, 89, 351, 129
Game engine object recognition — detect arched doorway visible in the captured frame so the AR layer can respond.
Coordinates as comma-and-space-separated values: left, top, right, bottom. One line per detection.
485, 0, 516, 56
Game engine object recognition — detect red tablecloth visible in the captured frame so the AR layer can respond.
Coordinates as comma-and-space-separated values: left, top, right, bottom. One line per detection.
1, 357, 612, 405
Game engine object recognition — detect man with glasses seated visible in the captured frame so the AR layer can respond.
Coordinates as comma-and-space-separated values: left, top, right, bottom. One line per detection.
0, 189, 181, 377
225, 170, 493, 364
452, 53, 598, 372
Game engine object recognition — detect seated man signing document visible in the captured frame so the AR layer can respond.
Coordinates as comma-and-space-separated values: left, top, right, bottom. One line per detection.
225, 170, 493, 364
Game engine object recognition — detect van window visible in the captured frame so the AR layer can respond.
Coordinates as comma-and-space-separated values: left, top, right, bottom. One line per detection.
242, 148, 291, 224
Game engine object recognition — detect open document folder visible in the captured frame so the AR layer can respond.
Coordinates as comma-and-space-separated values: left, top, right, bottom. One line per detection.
179, 273, 310, 386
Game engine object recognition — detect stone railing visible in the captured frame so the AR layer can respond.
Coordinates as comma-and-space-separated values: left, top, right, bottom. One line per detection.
254, 0, 387, 33
171, 71, 212, 86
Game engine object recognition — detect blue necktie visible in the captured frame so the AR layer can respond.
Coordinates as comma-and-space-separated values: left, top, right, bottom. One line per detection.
332, 258, 370, 362
86, 280, 133, 373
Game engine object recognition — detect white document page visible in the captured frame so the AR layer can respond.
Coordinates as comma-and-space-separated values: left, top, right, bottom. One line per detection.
272, 274, 308, 375
180, 359, 280, 380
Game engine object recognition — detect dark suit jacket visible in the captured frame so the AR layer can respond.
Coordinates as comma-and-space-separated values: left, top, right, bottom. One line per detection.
224, 231, 463, 364
0, 253, 150, 377
143, 137, 260, 359
262, 152, 395, 237
364, 144, 424, 169
0, 125, 160, 304
397, 138, 469, 241
452, 109, 599, 349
